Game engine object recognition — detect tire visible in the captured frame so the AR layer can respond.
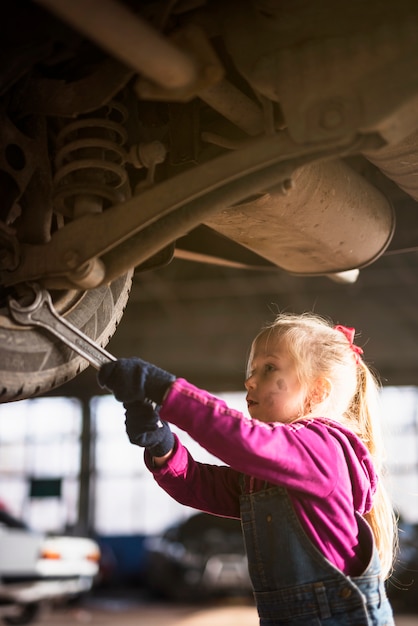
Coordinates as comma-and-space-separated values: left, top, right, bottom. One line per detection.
2, 602, 40, 625
0, 271, 133, 402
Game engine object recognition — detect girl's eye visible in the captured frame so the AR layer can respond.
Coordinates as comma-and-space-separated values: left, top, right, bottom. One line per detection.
264, 363, 276, 373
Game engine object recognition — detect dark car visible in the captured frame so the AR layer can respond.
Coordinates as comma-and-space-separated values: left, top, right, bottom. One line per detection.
143, 512, 252, 602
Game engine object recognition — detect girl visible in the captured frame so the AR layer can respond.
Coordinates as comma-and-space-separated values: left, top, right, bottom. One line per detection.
98, 312, 397, 625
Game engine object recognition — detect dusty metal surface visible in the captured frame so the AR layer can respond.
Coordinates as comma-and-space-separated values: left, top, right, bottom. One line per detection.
3, 0, 418, 402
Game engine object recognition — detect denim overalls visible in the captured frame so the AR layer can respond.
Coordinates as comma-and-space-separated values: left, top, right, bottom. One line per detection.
240, 482, 394, 625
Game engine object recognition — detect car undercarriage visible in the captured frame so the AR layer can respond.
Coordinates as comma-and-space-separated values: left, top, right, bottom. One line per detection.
1, 0, 418, 401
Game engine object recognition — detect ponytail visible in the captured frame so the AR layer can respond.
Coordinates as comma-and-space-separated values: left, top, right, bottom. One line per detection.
348, 362, 398, 579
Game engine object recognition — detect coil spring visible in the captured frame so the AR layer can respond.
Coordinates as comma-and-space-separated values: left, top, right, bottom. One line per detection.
53, 101, 130, 217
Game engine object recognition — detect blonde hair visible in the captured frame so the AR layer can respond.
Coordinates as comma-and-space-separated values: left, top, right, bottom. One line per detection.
248, 312, 397, 579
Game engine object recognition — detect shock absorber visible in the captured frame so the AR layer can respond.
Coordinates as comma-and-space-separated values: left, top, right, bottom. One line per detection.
53, 100, 130, 219
52, 101, 130, 288
51, 101, 168, 288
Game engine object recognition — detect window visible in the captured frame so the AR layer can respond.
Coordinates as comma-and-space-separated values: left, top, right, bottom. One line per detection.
380, 386, 418, 523
0, 397, 81, 531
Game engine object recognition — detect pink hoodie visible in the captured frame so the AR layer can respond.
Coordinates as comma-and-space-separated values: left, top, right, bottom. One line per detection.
145, 378, 378, 576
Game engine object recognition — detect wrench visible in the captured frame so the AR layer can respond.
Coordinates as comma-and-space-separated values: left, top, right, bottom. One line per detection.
9, 284, 165, 427
8, 284, 116, 369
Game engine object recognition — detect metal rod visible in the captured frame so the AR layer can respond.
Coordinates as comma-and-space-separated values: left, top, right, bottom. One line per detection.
36, 0, 198, 90
199, 79, 264, 136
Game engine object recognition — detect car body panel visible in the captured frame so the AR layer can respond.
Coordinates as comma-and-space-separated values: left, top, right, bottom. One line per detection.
144, 512, 252, 601
0, 510, 99, 610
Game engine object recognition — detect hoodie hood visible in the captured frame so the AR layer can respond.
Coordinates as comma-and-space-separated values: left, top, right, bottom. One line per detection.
324, 418, 378, 515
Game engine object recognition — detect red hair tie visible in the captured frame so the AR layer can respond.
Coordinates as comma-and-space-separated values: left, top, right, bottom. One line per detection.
334, 325, 364, 364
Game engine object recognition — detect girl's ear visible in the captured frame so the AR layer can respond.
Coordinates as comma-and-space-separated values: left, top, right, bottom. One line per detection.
311, 377, 332, 405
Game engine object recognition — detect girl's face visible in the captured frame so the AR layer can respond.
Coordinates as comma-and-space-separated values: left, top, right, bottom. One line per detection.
245, 336, 306, 424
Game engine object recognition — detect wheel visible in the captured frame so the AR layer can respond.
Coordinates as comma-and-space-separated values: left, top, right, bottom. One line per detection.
2, 602, 40, 625
0, 271, 133, 402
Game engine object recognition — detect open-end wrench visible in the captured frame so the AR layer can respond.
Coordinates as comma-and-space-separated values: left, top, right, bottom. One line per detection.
8, 284, 116, 369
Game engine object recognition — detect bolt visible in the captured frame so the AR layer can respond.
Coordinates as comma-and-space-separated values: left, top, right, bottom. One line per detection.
281, 178, 294, 195
129, 141, 167, 169
319, 105, 344, 130
68, 258, 105, 289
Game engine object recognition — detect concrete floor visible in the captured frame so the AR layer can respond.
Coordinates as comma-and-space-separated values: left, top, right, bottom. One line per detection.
24, 597, 418, 626
39, 601, 258, 625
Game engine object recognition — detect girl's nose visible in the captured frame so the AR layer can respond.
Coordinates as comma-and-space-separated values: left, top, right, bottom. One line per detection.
245, 375, 255, 390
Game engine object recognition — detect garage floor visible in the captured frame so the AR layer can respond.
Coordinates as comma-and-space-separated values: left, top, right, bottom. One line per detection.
28, 597, 418, 626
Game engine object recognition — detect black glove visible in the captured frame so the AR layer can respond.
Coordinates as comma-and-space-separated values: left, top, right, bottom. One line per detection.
124, 399, 174, 457
97, 357, 176, 405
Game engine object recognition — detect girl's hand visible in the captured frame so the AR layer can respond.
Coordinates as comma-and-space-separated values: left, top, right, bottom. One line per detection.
124, 399, 174, 458
98, 357, 176, 404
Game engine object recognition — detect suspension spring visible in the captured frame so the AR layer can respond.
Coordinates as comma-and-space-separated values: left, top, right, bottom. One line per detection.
53, 101, 130, 217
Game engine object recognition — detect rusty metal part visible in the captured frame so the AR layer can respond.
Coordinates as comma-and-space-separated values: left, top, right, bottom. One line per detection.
8, 284, 116, 369
204, 158, 395, 274
134, 23, 224, 102
12, 58, 134, 118
200, 132, 247, 150
49, 100, 131, 288
128, 141, 167, 170
220, 0, 418, 145
0, 113, 53, 244
129, 141, 168, 189
35, 0, 199, 91
199, 79, 264, 136
53, 101, 130, 217
364, 129, 418, 202
0, 111, 39, 201
66, 258, 106, 289
0, 130, 388, 288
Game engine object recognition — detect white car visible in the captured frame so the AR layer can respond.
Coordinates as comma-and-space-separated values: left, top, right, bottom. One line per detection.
0, 509, 100, 625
